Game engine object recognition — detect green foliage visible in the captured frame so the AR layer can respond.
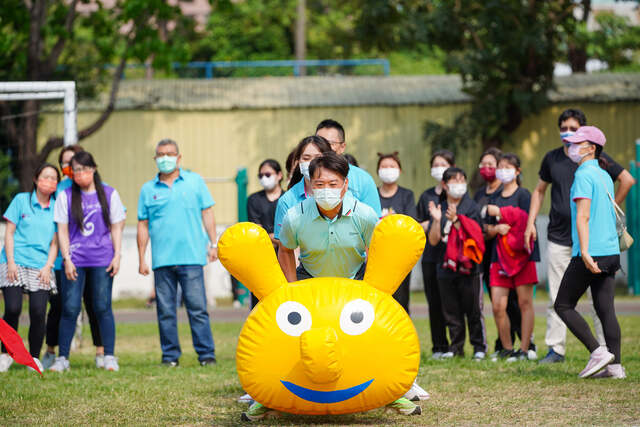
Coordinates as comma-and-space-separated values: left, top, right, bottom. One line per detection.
589, 12, 640, 71
0, 149, 19, 213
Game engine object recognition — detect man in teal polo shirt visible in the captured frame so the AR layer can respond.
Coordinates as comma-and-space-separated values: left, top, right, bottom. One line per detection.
137, 139, 217, 367
278, 152, 378, 281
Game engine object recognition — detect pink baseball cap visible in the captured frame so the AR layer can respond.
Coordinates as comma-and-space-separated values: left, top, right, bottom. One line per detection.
563, 125, 606, 146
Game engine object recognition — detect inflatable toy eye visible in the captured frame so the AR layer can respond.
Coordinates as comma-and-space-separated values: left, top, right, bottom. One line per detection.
340, 299, 374, 336
276, 301, 312, 337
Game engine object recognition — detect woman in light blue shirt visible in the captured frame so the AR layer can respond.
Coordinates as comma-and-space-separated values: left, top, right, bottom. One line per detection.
554, 126, 625, 379
0, 163, 60, 372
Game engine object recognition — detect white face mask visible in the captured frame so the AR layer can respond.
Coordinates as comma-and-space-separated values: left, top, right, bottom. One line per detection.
299, 161, 311, 181
259, 175, 278, 191
447, 183, 467, 199
378, 167, 400, 184
313, 185, 345, 210
495, 168, 516, 184
431, 166, 448, 182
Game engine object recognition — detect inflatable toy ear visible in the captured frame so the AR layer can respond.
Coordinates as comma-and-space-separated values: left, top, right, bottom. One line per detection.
218, 222, 287, 300
364, 214, 426, 295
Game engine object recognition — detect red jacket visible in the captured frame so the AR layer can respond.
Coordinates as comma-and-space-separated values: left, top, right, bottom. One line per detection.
444, 214, 485, 275
495, 205, 533, 277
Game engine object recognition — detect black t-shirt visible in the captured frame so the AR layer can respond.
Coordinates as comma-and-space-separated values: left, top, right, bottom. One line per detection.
247, 190, 281, 234
539, 147, 623, 246
473, 184, 502, 275
428, 193, 483, 278
378, 186, 417, 219
416, 187, 443, 263
489, 186, 541, 263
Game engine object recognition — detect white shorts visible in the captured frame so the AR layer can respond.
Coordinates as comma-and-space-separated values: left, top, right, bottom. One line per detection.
0, 263, 56, 293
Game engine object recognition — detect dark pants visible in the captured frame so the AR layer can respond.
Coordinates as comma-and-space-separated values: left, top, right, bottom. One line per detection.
59, 267, 115, 358
392, 272, 411, 314
296, 263, 366, 281
438, 273, 486, 355
46, 269, 102, 348
422, 261, 449, 353
154, 265, 215, 362
1, 287, 49, 359
554, 256, 621, 363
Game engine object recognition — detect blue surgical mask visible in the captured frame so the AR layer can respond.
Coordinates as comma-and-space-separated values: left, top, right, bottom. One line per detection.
313, 185, 344, 210
299, 161, 311, 181
561, 131, 575, 147
156, 155, 178, 174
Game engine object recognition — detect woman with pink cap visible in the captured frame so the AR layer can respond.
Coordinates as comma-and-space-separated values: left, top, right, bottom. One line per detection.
553, 125, 625, 379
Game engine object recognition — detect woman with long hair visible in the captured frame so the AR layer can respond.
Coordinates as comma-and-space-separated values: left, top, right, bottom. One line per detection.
0, 163, 60, 372
49, 151, 126, 372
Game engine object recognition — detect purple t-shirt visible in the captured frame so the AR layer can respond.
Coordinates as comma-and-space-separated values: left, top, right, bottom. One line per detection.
65, 185, 115, 267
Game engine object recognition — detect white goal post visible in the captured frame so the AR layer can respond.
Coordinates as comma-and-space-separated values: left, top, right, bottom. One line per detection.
0, 81, 77, 146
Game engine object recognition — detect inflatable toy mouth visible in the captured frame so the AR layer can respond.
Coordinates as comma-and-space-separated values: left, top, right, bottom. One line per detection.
280, 379, 374, 403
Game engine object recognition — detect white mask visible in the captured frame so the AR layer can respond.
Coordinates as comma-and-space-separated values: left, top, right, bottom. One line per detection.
431, 166, 448, 182
259, 175, 278, 190
299, 161, 311, 181
495, 168, 516, 184
313, 185, 344, 210
447, 183, 467, 199
378, 167, 400, 184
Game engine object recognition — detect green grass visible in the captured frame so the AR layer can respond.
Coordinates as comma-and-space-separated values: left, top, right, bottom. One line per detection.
1, 315, 639, 425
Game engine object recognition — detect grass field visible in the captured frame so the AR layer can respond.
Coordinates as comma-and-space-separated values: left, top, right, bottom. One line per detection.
0, 314, 639, 425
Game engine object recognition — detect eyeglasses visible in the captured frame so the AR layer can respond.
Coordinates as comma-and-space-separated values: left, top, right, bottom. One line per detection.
258, 173, 273, 179
559, 126, 579, 132
72, 166, 93, 174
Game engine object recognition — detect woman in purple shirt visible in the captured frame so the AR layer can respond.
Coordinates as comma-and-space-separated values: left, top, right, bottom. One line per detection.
49, 151, 126, 372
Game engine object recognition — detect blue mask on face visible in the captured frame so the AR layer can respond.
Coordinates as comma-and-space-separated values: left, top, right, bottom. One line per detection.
560, 131, 575, 147
156, 155, 178, 174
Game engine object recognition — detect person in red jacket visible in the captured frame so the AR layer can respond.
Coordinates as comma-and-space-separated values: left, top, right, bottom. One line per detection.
485, 153, 540, 362
427, 167, 487, 360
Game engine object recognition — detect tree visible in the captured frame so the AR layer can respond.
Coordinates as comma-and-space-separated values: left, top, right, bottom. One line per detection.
0, 0, 194, 191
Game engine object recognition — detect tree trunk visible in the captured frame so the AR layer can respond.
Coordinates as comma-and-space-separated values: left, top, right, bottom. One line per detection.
568, 44, 588, 72
295, 0, 306, 76
17, 100, 40, 191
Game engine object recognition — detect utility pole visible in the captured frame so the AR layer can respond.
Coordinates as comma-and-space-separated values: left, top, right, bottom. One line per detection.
295, 0, 306, 76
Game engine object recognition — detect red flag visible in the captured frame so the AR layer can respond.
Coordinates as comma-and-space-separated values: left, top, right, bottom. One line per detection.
0, 318, 42, 375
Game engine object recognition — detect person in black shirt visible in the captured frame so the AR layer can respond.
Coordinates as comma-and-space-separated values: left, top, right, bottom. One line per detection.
525, 108, 635, 364
485, 153, 540, 361
244, 159, 283, 307
377, 152, 417, 313
428, 167, 487, 359
416, 149, 455, 359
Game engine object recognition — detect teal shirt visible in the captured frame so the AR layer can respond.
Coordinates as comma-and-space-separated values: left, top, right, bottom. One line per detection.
138, 169, 215, 269
570, 159, 620, 257
274, 165, 382, 240
53, 178, 73, 270
1, 191, 56, 269
279, 191, 378, 279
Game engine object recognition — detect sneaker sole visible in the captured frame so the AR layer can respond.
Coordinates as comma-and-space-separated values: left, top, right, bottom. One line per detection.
579, 353, 615, 378
241, 410, 279, 421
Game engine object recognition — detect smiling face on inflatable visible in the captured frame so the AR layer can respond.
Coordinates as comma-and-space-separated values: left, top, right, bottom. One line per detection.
218, 215, 426, 415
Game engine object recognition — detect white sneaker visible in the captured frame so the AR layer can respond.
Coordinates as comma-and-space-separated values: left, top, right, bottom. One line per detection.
28, 357, 44, 373
41, 352, 56, 370
95, 354, 105, 369
49, 356, 70, 372
440, 352, 454, 359
403, 380, 430, 401
232, 300, 242, 308
527, 349, 538, 360
579, 346, 614, 378
104, 355, 119, 372
431, 352, 444, 360
472, 351, 486, 361
0, 353, 14, 372
237, 393, 253, 403
592, 364, 626, 379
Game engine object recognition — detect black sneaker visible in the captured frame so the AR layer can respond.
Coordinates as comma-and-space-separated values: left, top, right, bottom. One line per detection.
200, 357, 217, 366
491, 349, 514, 362
161, 360, 179, 367
507, 349, 527, 363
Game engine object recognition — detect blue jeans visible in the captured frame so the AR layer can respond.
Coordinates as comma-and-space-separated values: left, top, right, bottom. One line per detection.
58, 267, 115, 358
153, 265, 215, 362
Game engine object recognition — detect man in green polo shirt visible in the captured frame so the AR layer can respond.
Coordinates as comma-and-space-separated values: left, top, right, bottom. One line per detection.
279, 152, 378, 282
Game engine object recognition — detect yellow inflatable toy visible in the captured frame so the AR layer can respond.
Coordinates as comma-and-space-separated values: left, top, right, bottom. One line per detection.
218, 214, 426, 415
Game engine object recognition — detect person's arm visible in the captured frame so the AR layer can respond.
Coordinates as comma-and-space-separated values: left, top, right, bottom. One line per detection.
525, 179, 549, 248
38, 232, 58, 286
137, 220, 151, 276
614, 169, 635, 205
3, 221, 17, 282
278, 243, 297, 282
58, 222, 77, 280
202, 206, 218, 262
427, 203, 442, 246
576, 198, 600, 274
106, 220, 124, 277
